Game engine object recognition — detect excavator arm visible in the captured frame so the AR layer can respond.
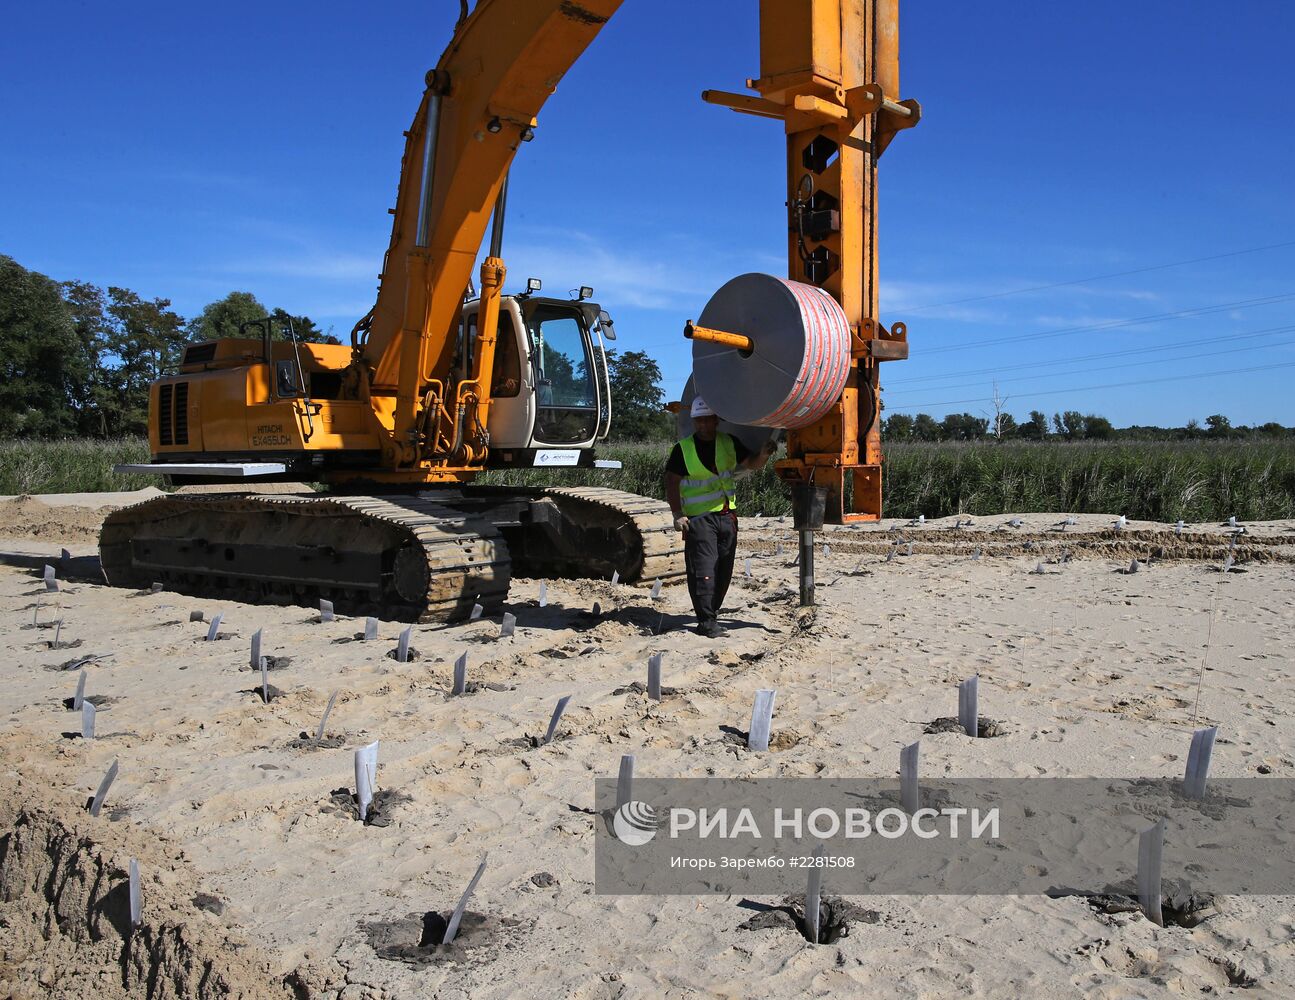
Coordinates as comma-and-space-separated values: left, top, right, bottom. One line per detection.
361, 0, 623, 468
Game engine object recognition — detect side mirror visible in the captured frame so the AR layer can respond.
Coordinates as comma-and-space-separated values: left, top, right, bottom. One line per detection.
597, 310, 617, 341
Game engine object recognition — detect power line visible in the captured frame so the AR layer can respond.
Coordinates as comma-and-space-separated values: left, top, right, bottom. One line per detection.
902, 239, 1295, 313
921, 291, 1295, 355
882, 359, 1295, 414
885, 336, 1295, 397
887, 323, 1295, 386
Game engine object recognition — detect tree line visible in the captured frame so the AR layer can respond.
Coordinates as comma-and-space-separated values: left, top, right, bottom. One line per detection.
0, 255, 336, 438
4, 252, 1287, 444
881, 409, 1291, 442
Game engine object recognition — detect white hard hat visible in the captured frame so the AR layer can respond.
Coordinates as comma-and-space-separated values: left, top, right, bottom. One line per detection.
690, 396, 715, 418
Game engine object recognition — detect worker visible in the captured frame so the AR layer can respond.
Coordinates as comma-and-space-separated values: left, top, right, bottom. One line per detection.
664, 397, 777, 638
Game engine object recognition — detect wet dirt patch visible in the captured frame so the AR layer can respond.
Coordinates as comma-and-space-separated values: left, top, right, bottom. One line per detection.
720, 726, 804, 751
738, 895, 879, 943
444, 682, 514, 698
286, 732, 347, 750
612, 680, 680, 697
1047, 878, 1217, 927
324, 786, 412, 827
362, 909, 523, 966
240, 655, 292, 672
498, 732, 575, 752
62, 693, 117, 710
925, 716, 1009, 738
39, 638, 83, 651
239, 683, 286, 702
193, 892, 226, 915
44, 654, 112, 671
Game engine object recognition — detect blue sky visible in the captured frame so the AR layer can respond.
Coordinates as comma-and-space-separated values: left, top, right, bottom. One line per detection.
3, 1, 1294, 427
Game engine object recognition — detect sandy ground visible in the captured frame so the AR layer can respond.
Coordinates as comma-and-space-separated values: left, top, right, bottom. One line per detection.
1, 501, 1293, 998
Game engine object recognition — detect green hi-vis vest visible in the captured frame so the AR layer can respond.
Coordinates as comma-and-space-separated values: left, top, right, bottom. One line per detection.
679, 433, 738, 516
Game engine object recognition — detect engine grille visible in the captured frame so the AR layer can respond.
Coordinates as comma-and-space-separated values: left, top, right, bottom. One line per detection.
157, 381, 189, 447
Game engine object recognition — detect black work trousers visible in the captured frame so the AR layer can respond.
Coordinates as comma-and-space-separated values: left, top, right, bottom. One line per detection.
684, 510, 737, 626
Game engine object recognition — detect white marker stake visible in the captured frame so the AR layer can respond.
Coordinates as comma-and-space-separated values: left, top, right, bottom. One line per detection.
1128, 558, 1140, 574
1137, 818, 1166, 926
744, 558, 752, 578
543, 695, 573, 745
43, 564, 57, 591
1222, 553, 1234, 574
259, 656, 270, 704
73, 669, 87, 711
647, 653, 663, 701
1115, 515, 1127, 532
611, 570, 620, 586
775, 541, 783, 557
1033, 562, 1046, 575
747, 689, 776, 752
1183, 726, 1218, 799
972, 547, 982, 562
900, 741, 920, 813
205, 614, 223, 641
469, 603, 483, 621
81, 701, 96, 740
127, 859, 142, 927
906, 542, 914, 557
806, 842, 826, 944
1175, 520, 1185, 536
538, 581, 548, 608
53, 618, 64, 647
958, 676, 979, 738
1228, 515, 1237, 528
364, 617, 378, 641
320, 599, 334, 622
650, 579, 662, 600
500, 613, 516, 639
885, 545, 896, 564
452, 652, 468, 695
315, 690, 339, 743
1228, 533, 1237, 551
616, 754, 635, 810
397, 625, 412, 663
823, 543, 831, 559
354, 740, 379, 822
89, 758, 118, 816
442, 854, 489, 945
250, 628, 263, 670
918, 514, 926, 525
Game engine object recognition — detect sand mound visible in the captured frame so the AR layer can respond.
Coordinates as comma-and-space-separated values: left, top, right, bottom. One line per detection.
0, 497, 112, 544
0, 777, 297, 1000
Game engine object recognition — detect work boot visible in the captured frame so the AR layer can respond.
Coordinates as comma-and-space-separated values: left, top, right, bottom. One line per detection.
697, 620, 728, 639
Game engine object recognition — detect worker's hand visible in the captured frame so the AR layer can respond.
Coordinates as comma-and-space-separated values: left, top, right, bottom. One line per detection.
674, 515, 690, 534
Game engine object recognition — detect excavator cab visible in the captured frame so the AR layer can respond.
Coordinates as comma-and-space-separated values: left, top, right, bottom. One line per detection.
463, 290, 615, 465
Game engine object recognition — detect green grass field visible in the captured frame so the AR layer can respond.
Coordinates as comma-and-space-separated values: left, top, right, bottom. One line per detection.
4, 437, 1292, 522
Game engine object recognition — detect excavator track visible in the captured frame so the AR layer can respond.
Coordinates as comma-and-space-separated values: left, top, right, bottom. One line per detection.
98, 486, 683, 623
534, 485, 684, 584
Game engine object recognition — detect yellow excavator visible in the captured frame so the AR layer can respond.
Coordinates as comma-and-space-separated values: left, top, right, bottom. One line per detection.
102, 0, 918, 621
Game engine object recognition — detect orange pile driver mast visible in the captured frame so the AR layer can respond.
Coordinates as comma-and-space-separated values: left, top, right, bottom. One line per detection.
704, 0, 919, 522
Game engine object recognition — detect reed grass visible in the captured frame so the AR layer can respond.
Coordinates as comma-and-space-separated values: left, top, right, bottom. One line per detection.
5, 437, 1291, 522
